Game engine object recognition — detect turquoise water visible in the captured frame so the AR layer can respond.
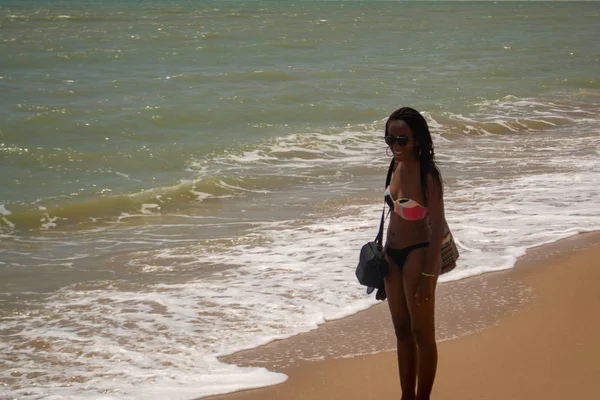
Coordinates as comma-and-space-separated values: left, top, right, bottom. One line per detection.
2, 1, 598, 215
1, 1, 599, 399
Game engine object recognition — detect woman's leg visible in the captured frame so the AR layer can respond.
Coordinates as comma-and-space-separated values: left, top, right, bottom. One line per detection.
384, 257, 417, 400
402, 248, 439, 400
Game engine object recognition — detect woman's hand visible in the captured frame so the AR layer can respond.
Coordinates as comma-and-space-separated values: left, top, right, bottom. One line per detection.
415, 276, 436, 306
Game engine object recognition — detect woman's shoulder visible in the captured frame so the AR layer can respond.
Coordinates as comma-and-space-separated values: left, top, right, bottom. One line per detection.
424, 166, 443, 194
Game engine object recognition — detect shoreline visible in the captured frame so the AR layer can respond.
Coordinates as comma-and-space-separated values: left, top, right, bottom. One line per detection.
203, 230, 600, 400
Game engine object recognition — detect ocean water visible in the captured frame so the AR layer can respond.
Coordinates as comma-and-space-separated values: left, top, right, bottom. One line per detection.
1, 0, 600, 398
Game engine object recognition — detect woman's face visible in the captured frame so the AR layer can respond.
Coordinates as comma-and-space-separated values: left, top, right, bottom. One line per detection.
386, 120, 418, 163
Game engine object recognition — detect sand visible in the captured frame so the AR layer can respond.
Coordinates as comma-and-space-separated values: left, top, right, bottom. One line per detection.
204, 231, 600, 400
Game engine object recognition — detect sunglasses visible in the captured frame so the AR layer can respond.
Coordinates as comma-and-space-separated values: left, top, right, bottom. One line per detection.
384, 135, 410, 147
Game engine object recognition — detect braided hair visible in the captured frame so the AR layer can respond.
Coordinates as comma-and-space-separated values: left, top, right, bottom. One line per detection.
384, 107, 443, 206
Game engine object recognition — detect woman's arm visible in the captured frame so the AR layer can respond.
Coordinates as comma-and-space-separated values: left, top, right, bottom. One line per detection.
423, 172, 446, 276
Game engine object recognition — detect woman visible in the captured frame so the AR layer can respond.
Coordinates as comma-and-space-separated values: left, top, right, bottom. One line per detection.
383, 107, 446, 400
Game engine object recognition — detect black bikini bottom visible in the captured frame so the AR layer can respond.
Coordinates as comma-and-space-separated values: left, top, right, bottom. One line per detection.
386, 242, 430, 269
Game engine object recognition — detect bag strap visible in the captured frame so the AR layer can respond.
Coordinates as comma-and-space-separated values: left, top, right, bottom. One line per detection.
375, 158, 395, 244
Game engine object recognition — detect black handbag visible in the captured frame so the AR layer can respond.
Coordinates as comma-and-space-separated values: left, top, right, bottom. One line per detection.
355, 159, 395, 292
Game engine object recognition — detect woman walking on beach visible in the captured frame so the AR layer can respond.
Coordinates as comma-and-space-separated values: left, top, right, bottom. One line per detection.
382, 107, 446, 400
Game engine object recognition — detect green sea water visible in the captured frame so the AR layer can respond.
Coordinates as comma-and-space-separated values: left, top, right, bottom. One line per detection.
2, 1, 598, 224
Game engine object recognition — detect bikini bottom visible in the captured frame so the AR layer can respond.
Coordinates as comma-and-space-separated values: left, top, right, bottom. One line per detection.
386, 242, 430, 269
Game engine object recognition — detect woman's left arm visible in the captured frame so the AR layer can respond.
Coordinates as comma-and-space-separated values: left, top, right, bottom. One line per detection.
423, 173, 446, 276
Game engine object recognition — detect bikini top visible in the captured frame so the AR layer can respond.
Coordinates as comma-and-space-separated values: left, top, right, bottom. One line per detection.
384, 186, 429, 221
